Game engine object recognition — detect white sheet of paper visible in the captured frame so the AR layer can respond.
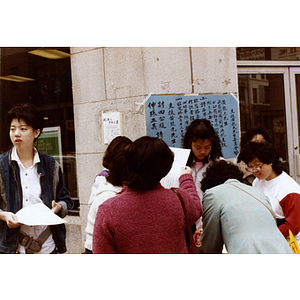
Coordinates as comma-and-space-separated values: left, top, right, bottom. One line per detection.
16, 203, 66, 226
160, 147, 191, 188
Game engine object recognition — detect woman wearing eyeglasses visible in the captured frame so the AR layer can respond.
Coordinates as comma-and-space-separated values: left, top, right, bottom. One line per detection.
238, 141, 300, 247
238, 125, 270, 185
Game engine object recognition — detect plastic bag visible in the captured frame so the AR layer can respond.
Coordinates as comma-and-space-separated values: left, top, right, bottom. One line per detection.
288, 229, 300, 254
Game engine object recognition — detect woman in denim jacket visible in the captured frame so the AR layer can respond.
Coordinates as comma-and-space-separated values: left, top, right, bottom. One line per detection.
0, 103, 73, 254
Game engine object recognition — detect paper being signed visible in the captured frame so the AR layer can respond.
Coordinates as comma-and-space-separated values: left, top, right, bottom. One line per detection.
160, 147, 191, 188
16, 202, 67, 226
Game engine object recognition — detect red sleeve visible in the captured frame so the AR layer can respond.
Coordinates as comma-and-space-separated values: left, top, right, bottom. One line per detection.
279, 193, 300, 238
92, 203, 117, 254
178, 173, 203, 224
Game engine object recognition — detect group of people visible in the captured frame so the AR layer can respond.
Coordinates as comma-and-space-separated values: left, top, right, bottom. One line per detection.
0, 102, 298, 254
85, 118, 296, 254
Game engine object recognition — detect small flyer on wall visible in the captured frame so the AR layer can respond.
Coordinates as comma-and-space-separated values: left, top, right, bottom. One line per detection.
102, 111, 122, 144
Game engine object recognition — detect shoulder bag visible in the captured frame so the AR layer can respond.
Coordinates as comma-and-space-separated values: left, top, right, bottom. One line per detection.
229, 182, 300, 254
171, 188, 197, 254
228, 182, 276, 221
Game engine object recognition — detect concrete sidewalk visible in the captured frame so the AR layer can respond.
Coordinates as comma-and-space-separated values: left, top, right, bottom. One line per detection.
65, 215, 83, 254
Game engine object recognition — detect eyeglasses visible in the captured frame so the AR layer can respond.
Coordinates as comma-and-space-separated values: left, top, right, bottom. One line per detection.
245, 163, 264, 173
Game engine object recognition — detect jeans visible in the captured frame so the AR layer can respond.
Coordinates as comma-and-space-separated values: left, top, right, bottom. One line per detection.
85, 248, 93, 254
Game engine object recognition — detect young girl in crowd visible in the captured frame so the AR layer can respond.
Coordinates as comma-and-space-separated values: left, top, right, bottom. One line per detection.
182, 119, 223, 231
84, 136, 132, 253
0, 103, 73, 254
238, 141, 300, 247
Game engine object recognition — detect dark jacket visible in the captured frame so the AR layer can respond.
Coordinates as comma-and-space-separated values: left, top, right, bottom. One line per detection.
0, 150, 73, 253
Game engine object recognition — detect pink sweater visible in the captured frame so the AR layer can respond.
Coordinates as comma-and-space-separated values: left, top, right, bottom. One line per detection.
93, 174, 202, 253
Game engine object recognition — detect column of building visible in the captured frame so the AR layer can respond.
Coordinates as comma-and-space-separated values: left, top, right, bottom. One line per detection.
70, 47, 238, 251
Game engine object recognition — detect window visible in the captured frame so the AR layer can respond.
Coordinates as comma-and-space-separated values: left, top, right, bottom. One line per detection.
253, 88, 257, 103
237, 47, 300, 61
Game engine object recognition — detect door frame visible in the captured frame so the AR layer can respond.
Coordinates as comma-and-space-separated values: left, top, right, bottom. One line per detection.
237, 61, 300, 181
289, 67, 300, 182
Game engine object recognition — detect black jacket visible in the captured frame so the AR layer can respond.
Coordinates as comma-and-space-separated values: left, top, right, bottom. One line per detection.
0, 150, 73, 253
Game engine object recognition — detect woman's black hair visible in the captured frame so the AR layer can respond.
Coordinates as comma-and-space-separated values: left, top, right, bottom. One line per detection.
125, 136, 174, 191
237, 141, 283, 175
182, 118, 223, 166
200, 160, 244, 192
103, 136, 132, 186
240, 125, 270, 149
5, 103, 44, 142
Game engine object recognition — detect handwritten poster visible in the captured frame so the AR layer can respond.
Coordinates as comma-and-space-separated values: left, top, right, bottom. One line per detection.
146, 94, 240, 158
102, 111, 122, 144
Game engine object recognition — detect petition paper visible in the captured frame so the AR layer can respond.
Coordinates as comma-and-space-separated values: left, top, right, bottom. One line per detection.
16, 202, 67, 226
160, 147, 191, 188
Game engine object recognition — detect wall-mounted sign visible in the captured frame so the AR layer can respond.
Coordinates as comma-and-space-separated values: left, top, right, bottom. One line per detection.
36, 126, 63, 169
146, 94, 240, 158
271, 47, 300, 60
102, 111, 122, 144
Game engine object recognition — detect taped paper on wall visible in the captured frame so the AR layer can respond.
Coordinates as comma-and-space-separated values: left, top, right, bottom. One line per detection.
102, 111, 122, 144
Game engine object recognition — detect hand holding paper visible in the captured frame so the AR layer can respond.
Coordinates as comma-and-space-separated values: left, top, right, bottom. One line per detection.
160, 147, 191, 188
0, 211, 22, 228
181, 166, 192, 175
51, 200, 62, 214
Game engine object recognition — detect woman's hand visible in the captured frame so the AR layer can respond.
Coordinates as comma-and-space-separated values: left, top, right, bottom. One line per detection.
181, 166, 192, 175
51, 200, 62, 214
0, 212, 22, 228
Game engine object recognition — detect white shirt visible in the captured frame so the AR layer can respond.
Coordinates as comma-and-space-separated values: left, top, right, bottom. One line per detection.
12, 147, 56, 254
192, 157, 224, 230
253, 172, 300, 218
253, 171, 300, 245
85, 177, 122, 251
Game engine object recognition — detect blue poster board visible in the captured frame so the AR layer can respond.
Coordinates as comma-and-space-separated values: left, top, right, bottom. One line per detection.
146, 94, 239, 158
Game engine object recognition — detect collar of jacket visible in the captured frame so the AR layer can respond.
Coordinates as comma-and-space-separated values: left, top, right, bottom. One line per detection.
7, 148, 48, 177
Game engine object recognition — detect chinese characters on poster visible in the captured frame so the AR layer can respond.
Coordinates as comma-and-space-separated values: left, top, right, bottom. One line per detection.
146, 94, 239, 158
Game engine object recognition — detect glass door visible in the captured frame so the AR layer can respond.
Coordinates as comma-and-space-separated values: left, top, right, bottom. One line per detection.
289, 68, 300, 183
238, 67, 296, 180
